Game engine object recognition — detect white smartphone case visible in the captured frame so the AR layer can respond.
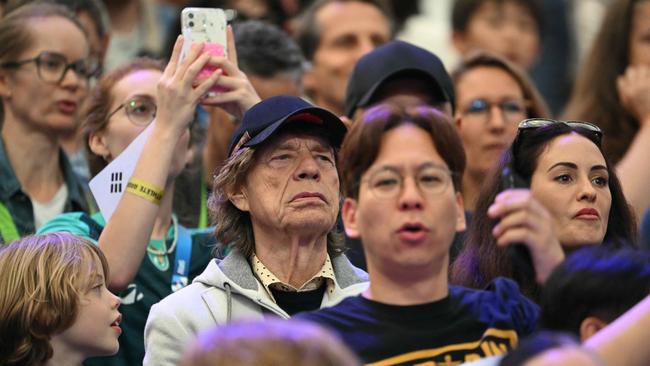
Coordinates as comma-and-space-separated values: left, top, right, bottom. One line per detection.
180, 7, 227, 61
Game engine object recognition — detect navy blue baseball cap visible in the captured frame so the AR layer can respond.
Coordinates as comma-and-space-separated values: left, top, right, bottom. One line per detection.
228, 95, 347, 156
345, 40, 455, 118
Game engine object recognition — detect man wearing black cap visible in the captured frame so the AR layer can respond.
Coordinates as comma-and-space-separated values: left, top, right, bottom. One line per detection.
345, 40, 456, 121
143, 96, 368, 366
343, 40, 463, 269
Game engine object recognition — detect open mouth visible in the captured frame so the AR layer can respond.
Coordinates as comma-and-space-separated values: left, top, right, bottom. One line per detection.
111, 314, 122, 335
397, 223, 429, 243
57, 100, 77, 114
111, 314, 122, 327
399, 223, 426, 233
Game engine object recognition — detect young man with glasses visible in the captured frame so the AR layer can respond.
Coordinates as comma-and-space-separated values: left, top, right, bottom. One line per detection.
297, 104, 538, 365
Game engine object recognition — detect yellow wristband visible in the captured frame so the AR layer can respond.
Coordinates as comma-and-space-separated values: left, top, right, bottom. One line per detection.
126, 178, 164, 205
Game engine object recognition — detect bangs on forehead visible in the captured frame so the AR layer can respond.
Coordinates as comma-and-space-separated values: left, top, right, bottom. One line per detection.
75, 245, 108, 291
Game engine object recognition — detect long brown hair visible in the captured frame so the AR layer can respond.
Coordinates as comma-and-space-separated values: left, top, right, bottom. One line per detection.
563, 0, 644, 164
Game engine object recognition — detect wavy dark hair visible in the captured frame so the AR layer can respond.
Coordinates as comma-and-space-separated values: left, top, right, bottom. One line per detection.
451, 122, 637, 300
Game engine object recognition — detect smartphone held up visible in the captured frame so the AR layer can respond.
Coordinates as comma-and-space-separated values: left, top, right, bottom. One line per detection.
180, 7, 228, 95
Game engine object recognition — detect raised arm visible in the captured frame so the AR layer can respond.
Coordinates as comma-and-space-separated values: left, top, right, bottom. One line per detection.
616, 65, 650, 223
99, 37, 223, 290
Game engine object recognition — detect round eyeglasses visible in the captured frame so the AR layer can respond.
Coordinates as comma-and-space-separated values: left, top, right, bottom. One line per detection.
364, 165, 455, 199
1, 51, 100, 84
107, 95, 157, 126
460, 98, 529, 125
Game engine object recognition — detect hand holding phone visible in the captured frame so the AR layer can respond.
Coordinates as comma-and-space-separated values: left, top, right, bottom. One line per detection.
180, 8, 228, 94
498, 165, 535, 279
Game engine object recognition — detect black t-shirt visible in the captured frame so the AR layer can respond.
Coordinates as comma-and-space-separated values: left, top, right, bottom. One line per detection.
297, 277, 538, 365
271, 285, 327, 316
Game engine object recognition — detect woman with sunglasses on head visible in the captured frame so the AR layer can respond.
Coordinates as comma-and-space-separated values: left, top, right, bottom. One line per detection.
0, 3, 99, 243
451, 119, 637, 302
37, 28, 261, 365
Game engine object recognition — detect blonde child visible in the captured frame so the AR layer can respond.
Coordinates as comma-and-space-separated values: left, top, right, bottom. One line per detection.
0, 232, 121, 366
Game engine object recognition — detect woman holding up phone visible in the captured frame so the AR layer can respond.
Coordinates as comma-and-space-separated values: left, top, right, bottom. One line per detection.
38, 27, 261, 365
451, 119, 637, 301
0, 4, 97, 242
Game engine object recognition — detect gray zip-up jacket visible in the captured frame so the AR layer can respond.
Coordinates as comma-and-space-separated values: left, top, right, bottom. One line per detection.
143, 249, 368, 366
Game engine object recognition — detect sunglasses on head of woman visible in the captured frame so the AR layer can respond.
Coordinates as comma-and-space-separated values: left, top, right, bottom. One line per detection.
516, 118, 603, 140
509, 118, 604, 170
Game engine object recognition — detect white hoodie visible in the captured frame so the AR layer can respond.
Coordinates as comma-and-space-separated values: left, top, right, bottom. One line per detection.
143, 248, 368, 366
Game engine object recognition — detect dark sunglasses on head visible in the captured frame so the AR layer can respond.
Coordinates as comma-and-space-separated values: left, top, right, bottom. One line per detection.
510, 118, 604, 171
517, 118, 603, 140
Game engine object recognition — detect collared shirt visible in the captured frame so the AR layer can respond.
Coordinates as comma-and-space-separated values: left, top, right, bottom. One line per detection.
251, 253, 336, 303
0, 137, 90, 242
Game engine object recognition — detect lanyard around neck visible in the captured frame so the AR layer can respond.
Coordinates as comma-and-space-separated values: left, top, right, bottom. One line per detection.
171, 223, 193, 292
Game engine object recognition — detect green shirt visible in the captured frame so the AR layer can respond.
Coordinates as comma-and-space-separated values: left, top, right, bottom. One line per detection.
0, 137, 90, 243
38, 212, 216, 366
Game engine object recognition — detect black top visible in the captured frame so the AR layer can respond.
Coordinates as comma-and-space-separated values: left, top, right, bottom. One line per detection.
297, 277, 538, 365
271, 285, 327, 316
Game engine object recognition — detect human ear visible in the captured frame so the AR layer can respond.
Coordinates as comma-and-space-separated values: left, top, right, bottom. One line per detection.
342, 197, 360, 239
0, 70, 12, 98
579, 316, 608, 342
455, 192, 466, 232
88, 131, 111, 160
302, 67, 317, 99
229, 187, 250, 212
451, 30, 468, 54
454, 114, 464, 130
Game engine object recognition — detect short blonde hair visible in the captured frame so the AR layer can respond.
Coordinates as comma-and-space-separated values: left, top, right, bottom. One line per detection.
179, 319, 361, 366
0, 233, 110, 365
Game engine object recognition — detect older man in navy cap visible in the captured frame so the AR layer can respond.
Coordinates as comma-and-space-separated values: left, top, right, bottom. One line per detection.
143, 96, 368, 366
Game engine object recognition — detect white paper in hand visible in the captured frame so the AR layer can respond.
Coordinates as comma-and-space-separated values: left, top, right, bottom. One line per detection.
89, 123, 155, 221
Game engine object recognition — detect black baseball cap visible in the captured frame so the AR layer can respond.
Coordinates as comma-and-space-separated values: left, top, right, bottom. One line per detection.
345, 40, 455, 118
228, 95, 347, 156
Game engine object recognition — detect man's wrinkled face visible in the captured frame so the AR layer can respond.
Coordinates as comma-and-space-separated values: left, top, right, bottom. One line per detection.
231, 131, 341, 238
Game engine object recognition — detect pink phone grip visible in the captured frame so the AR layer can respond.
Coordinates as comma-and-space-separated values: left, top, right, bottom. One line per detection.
198, 43, 227, 93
